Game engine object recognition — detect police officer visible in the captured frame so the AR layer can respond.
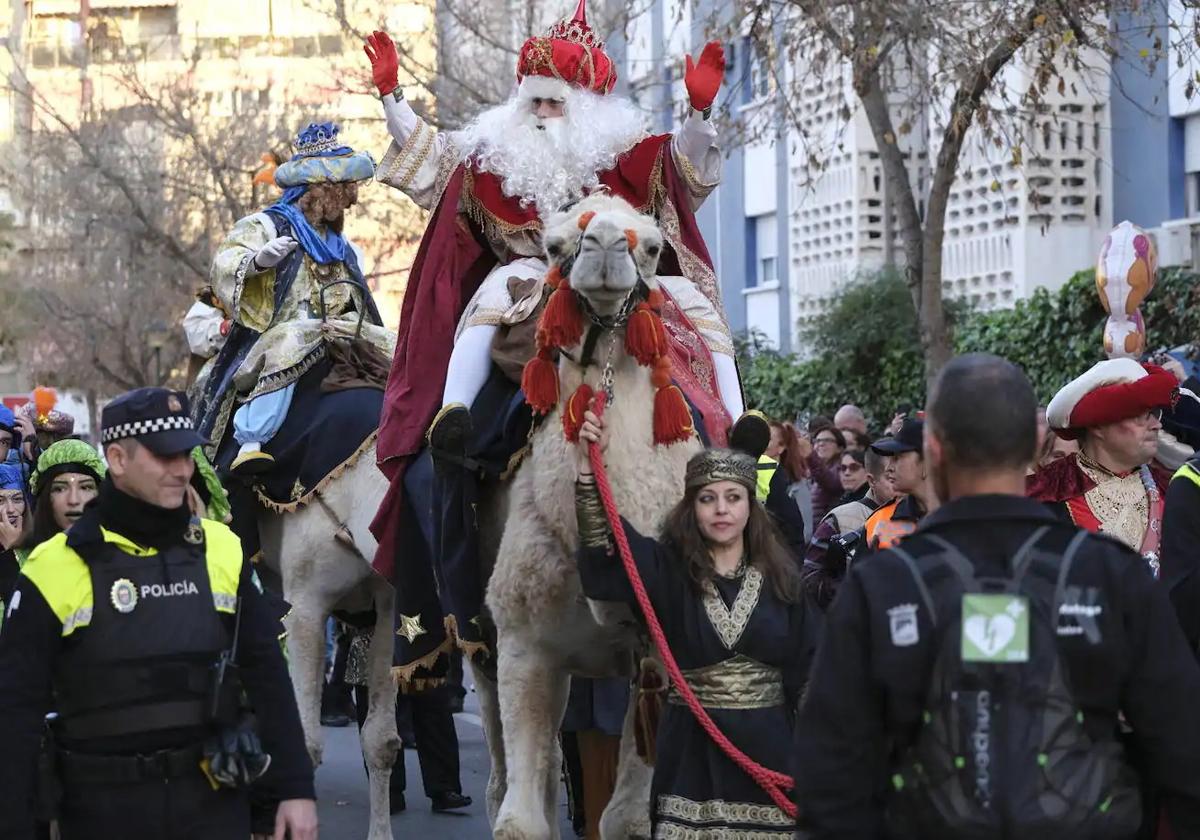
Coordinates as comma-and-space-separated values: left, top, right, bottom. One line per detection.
0, 388, 317, 840
794, 354, 1200, 838
863, 416, 932, 550
1161, 451, 1200, 651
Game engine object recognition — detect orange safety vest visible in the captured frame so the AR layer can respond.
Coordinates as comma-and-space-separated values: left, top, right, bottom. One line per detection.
864, 497, 918, 550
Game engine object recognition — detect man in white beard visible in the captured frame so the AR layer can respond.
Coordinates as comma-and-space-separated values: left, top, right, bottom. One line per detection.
366, 0, 748, 466
363, 1, 778, 745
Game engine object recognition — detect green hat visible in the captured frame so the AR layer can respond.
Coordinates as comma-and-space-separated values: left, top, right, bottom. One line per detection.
31, 439, 106, 495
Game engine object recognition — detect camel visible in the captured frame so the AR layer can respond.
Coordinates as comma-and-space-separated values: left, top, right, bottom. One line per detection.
257, 439, 400, 840
473, 193, 706, 839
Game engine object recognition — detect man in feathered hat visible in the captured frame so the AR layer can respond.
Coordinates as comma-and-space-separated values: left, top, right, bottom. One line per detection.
191, 122, 393, 477
1027, 358, 1178, 573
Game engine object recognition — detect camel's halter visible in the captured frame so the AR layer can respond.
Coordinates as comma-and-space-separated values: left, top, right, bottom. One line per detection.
587, 394, 797, 818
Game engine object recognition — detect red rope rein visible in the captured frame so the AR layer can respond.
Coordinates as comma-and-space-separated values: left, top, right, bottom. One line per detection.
587, 394, 797, 817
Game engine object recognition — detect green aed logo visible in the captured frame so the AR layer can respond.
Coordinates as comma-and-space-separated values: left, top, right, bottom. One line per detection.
961, 594, 1029, 663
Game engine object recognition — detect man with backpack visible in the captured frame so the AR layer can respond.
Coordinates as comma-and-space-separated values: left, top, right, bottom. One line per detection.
794, 353, 1200, 839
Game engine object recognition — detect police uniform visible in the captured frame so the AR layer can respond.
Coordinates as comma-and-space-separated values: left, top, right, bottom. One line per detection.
1161, 455, 1200, 651
0, 388, 313, 840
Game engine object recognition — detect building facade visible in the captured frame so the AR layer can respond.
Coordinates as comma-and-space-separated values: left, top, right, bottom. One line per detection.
621, 5, 1175, 353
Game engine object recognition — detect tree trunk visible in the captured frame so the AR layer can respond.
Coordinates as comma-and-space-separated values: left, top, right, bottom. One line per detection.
856, 83, 932, 373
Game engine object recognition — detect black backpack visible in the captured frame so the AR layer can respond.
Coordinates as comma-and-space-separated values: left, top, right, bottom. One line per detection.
884, 526, 1142, 840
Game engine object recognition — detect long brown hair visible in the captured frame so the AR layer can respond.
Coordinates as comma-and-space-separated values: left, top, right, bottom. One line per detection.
770, 420, 809, 481
662, 485, 802, 603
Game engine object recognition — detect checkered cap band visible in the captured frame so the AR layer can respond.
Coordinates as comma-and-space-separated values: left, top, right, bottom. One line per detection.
101, 415, 194, 443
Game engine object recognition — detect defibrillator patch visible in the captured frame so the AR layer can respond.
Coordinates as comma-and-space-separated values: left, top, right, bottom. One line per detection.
110, 578, 138, 614
962, 594, 1029, 663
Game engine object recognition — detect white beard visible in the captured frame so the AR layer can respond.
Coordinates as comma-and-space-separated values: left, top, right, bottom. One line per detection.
453, 88, 649, 215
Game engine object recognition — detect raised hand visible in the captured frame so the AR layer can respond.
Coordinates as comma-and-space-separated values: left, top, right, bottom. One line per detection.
684, 41, 726, 112
363, 30, 400, 97
251, 236, 298, 271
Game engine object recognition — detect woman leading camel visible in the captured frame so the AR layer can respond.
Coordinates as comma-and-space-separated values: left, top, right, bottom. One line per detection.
574, 407, 818, 838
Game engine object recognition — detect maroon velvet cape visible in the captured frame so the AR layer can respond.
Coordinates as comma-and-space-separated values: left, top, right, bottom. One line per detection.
370, 136, 725, 581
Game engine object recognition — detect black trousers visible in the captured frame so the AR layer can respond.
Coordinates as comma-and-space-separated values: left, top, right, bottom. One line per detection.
353, 683, 462, 798
58, 772, 248, 839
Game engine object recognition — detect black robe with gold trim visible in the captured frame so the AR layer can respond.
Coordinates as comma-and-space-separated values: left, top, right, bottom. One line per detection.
577, 488, 819, 838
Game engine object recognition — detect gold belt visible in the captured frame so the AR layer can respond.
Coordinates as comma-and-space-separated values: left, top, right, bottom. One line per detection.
668, 654, 784, 710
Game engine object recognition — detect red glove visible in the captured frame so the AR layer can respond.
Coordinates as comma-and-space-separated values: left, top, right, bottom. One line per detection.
684, 41, 725, 112
363, 30, 400, 97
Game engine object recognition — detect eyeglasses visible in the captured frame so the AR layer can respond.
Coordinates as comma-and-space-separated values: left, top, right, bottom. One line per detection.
838, 463, 864, 473
815, 437, 839, 446
1136, 408, 1164, 424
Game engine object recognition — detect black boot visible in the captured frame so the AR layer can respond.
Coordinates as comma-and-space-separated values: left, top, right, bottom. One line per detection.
431, 791, 472, 813
427, 403, 473, 456
320, 680, 352, 728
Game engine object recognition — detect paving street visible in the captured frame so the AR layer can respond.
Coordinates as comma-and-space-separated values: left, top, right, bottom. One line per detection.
315, 687, 575, 838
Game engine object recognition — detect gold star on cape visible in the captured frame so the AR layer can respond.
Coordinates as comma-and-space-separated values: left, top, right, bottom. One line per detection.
396, 613, 426, 643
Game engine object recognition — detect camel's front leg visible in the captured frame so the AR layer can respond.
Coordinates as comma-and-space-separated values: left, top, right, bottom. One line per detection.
493, 633, 570, 840
470, 659, 507, 827
361, 577, 400, 840
283, 595, 328, 768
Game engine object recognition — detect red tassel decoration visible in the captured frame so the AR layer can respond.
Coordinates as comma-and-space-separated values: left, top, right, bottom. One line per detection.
522, 348, 560, 415
539, 287, 584, 349
624, 303, 666, 366
577, 210, 596, 230
545, 264, 563, 291
653, 383, 694, 445
562, 384, 595, 442
650, 355, 673, 390
646, 287, 664, 310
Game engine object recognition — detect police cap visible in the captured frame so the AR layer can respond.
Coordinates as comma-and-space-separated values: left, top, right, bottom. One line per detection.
101, 387, 207, 456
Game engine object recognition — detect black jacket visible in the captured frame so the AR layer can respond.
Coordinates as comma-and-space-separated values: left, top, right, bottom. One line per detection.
1161, 457, 1200, 651
794, 493, 1200, 839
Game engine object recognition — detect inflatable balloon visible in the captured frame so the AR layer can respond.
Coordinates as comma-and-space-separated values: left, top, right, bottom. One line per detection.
1103, 307, 1146, 358
1096, 221, 1157, 359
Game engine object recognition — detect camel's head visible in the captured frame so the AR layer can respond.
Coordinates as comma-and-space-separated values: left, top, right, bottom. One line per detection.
523, 193, 694, 447
542, 193, 664, 320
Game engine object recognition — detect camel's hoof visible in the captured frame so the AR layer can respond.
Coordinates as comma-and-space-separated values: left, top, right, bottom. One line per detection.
493, 811, 550, 840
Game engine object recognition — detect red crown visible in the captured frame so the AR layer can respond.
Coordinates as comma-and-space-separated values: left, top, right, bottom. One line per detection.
516, 0, 617, 96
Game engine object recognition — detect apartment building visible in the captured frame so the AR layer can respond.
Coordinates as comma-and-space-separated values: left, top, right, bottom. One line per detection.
623, 3, 1143, 353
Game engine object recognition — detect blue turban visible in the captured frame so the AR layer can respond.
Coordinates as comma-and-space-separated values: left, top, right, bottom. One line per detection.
0, 405, 14, 435
0, 463, 23, 491
269, 122, 374, 266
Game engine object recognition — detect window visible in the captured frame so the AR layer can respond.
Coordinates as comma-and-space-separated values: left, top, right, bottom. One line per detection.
760, 255, 778, 285
754, 214, 778, 286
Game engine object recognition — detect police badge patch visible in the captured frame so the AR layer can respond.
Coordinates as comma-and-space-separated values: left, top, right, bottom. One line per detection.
110, 578, 138, 614
887, 603, 919, 647
184, 518, 204, 545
